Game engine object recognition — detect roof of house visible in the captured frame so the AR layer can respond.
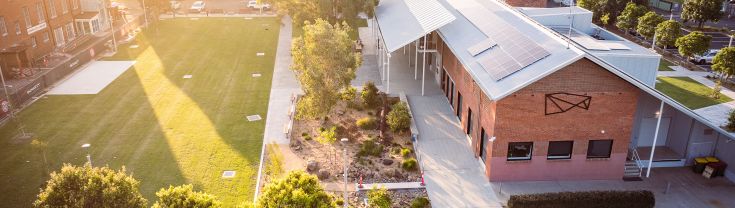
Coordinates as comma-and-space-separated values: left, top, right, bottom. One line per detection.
375, 0, 455, 53
375, 0, 735, 139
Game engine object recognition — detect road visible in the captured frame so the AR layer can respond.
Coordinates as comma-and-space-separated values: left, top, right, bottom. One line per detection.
112, 0, 268, 16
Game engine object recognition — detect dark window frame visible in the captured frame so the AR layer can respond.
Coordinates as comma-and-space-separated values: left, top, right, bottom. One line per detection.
547, 141, 573, 160
507, 142, 533, 161
466, 108, 473, 136
587, 140, 613, 159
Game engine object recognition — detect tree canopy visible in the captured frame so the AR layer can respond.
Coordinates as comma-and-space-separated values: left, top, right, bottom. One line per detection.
152, 184, 222, 208
616, 2, 648, 33
637, 11, 665, 40
675, 31, 712, 58
655, 20, 682, 48
681, 0, 725, 28
292, 19, 361, 119
578, 0, 633, 24
713, 47, 735, 79
256, 171, 334, 207
274, 0, 377, 27
34, 164, 147, 208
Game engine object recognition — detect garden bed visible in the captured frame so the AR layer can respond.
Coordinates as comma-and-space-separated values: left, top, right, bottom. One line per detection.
289, 94, 422, 184
338, 189, 430, 207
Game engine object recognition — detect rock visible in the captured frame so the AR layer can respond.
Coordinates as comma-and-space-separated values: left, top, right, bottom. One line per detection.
318, 170, 330, 179
307, 160, 319, 172
382, 158, 394, 166
392, 169, 402, 178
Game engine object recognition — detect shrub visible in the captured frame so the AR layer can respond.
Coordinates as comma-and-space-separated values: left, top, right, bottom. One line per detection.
317, 126, 337, 144
356, 117, 377, 130
387, 102, 411, 132
391, 147, 401, 155
410, 197, 430, 208
303, 135, 312, 141
367, 186, 391, 208
401, 158, 418, 171
507, 190, 655, 208
727, 110, 735, 132
152, 184, 222, 208
358, 139, 383, 157
361, 81, 380, 108
257, 171, 335, 207
341, 86, 357, 101
335, 198, 344, 206
400, 148, 412, 158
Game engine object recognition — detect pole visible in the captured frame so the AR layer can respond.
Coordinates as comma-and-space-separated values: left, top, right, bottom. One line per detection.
646, 100, 665, 178
422, 34, 427, 96
0, 65, 27, 136
651, 30, 657, 50
142, 0, 149, 27
387, 53, 391, 94
341, 138, 349, 208
107, 5, 117, 53
729, 34, 733, 47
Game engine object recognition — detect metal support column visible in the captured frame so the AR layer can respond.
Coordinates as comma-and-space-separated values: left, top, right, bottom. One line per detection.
646, 100, 665, 178
421, 34, 427, 96
387, 53, 391, 94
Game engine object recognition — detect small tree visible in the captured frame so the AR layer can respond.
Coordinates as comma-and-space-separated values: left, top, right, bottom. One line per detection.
681, 0, 725, 29
34, 164, 147, 208
367, 186, 392, 208
387, 102, 411, 132
676, 31, 712, 59
712, 47, 735, 81
637, 11, 665, 40
257, 171, 334, 207
152, 184, 222, 208
600, 13, 611, 28
616, 2, 648, 34
655, 20, 682, 49
30, 139, 49, 174
292, 19, 361, 119
340, 86, 357, 101
712, 80, 723, 99
726, 109, 735, 131
317, 126, 338, 144
361, 81, 380, 108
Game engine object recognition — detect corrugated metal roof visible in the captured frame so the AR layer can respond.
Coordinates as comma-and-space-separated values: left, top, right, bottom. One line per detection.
375, 0, 455, 52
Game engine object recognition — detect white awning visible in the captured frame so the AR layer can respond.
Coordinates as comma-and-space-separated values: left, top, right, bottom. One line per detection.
375, 0, 455, 53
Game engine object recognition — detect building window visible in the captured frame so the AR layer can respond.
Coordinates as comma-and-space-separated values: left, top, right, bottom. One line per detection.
457, 92, 463, 120
22, 7, 32, 28
72, 0, 79, 9
31, 36, 37, 47
36, 3, 46, 23
61, 0, 69, 14
54, 27, 64, 46
587, 140, 613, 159
466, 108, 473, 136
65, 23, 75, 40
43, 32, 50, 42
480, 128, 488, 162
15, 21, 21, 35
48, 0, 57, 18
547, 141, 573, 160
507, 142, 533, 161
0, 17, 7, 36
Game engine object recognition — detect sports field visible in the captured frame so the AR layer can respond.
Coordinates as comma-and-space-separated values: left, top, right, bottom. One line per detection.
0, 18, 279, 206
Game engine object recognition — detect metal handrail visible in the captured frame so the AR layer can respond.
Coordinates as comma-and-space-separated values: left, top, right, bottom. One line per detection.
628, 147, 644, 177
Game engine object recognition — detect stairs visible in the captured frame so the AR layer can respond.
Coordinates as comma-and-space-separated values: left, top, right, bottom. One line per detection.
623, 161, 643, 181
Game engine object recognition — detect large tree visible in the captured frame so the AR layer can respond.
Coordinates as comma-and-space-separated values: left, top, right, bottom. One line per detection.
675, 31, 712, 59
275, 0, 377, 27
292, 19, 361, 119
655, 20, 682, 49
256, 171, 335, 207
681, 0, 725, 29
152, 185, 222, 208
34, 164, 148, 208
637, 11, 665, 40
578, 0, 630, 23
713, 47, 735, 80
616, 2, 648, 34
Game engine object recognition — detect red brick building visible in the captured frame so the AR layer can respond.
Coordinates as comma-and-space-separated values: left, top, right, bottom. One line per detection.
374, 0, 735, 182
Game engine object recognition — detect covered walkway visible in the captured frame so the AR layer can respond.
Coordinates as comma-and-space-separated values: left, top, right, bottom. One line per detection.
359, 20, 503, 207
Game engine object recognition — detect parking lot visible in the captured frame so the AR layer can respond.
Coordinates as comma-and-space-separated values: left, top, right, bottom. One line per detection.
114, 0, 271, 16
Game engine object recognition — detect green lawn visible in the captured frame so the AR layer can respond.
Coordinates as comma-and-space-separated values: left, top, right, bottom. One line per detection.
656, 77, 732, 109
0, 18, 279, 206
658, 59, 675, 71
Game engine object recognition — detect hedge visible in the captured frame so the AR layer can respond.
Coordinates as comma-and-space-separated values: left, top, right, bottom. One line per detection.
507, 190, 654, 208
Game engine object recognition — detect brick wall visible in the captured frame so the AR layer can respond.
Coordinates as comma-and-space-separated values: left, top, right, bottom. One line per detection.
505, 0, 547, 8
490, 58, 641, 181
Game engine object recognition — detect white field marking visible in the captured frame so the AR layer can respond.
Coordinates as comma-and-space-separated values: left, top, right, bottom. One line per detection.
252, 73, 261, 77
246, 115, 262, 121
256, 52, 265, 56
183, 74, 193, 79
130, 45, 139, 49
222, 170, 236, 178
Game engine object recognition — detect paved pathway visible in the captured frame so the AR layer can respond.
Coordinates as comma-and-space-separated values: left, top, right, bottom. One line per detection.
358, 21, 503, 207
657, 66, 735, 126
263, 16, 301, 145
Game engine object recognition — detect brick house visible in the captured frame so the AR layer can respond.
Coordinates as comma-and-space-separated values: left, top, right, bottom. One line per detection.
374, 0, 735, 182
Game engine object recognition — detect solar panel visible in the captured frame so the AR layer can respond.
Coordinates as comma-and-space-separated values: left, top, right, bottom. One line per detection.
467, 38, 498, 56
452, 3, 551, 80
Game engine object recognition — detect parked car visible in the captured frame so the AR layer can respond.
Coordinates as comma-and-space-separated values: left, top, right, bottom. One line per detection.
692, 49, 719, 65
246, 0, 271, 10
190, 1, 206, 12
170, 1, 181, 10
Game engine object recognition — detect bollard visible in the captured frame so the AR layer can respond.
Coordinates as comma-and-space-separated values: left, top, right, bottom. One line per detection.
420, 172, 425, 186
358, 175, 363, 188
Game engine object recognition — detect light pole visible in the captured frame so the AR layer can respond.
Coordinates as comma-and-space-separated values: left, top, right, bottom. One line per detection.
107, 3, 117, 53
340, 138, 349, 208
81, 143, 92, 166
729, 30, 734, 47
